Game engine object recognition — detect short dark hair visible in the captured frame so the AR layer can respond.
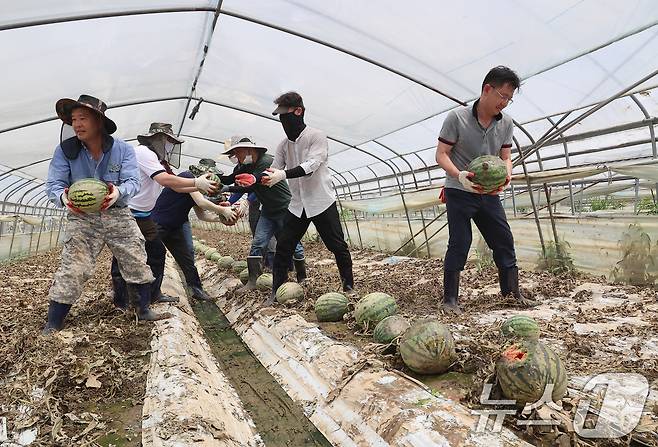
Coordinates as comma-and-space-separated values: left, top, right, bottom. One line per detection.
482, 66, 521, 92
273, 91, 305, 110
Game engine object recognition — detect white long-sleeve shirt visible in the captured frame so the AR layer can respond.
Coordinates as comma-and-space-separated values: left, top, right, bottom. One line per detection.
271, 126, 335, 218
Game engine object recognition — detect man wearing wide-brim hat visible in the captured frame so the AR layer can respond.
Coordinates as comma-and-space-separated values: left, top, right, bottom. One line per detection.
110, 122, 228, 311
43, 94, 162, 333
215, 136, 305, 294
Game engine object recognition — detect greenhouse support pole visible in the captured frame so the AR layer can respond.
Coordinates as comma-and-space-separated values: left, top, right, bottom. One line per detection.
546, 116, 575, 214
332, 171, 361, 249
8, 215, 18, 259
332, 182, 353, 247
629, 93, 658, 203
35, 214, 46, 253
343, 172, 365, 249
56, 214, 65, 247
510, 184, 517, 217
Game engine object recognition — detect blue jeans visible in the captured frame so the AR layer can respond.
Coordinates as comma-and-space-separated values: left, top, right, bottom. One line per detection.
250, 213, 304, 260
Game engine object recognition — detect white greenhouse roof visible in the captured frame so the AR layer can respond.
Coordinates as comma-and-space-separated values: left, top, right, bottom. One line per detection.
1, 0, 657, 207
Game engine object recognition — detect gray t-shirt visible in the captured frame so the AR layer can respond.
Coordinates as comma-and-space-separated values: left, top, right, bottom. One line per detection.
439, 101, 513, 191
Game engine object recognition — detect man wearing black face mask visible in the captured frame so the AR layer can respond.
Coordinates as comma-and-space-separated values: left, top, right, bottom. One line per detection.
262, 91, 355, 305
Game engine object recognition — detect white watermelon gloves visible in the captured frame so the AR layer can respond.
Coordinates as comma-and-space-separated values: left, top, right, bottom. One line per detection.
194, 173, 216, 195
458, 171, 482, 194
262, 168, 286, 187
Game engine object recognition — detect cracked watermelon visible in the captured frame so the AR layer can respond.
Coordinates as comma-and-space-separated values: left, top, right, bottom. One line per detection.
496, 340, 567, 407
399, 319, 456, 374
67, 178, 108, 213
468, 155, 508, 193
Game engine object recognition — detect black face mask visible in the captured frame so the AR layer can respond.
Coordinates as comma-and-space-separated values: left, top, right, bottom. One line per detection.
279, 112, 306, 141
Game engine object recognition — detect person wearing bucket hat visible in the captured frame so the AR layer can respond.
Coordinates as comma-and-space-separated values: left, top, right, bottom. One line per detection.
110, 122, 225, 309
216, 136, 305, 294
43, 95, 166, 333
263, 91, 355, 305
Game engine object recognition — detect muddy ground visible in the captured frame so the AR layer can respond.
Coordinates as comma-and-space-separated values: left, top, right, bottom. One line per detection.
195, 228, 658, 447
0, 249, 149, 446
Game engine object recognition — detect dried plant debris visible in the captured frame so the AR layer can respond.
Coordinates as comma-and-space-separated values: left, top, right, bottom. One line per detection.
196, 228, 658, 446
1, 248, 149, 446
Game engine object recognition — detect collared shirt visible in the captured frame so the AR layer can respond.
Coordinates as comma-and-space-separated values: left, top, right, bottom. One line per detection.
128, 145, 166, 212
46, 136, 140, 208
272, 126, 335, 218
438, 100, 513, 192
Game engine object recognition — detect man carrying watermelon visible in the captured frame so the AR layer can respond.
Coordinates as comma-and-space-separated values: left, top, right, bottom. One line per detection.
263, 91, 355, 305
110, 122, 227, 309
217, 136, 305, 295
435, 67, 538, 314
43, 95, 165, 333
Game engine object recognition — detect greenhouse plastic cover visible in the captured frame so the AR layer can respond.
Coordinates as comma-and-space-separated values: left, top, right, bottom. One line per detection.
0, 0, 657, 206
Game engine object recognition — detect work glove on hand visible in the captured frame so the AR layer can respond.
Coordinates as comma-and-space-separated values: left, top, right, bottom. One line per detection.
236, 199, 249, 218
458, 171, 483, 194
235, 173, 256, 187
61, 188, 83, 214
217, 205, 238, 223
195, 173, 217, 195
100, 183, 120, 210
261, 168, 286, 188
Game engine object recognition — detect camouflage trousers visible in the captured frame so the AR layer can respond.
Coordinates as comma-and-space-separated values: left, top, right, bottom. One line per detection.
48, 207, 154, 305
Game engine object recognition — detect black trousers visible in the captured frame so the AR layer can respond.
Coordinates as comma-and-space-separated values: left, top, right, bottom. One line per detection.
157, 224, 203, 288
444, 188, 517, 272
273, 202, 353, 287
111, 216, 166, 302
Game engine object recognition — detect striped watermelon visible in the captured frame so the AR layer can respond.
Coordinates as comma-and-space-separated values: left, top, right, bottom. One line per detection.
276, 282, 304, 304
500, 315, 540, 341
354, 292, 397, 329
496, 340, 567, 407
399, 319, 456, 374
315, 293, 349, 322
231, 260, 248, 274
373, 315, 411, 344
67, 178, 109, 213
256, 273, 273, 291
218, 256, 234, 269
204, 248, 218, 260
209, 252, 222, 262
195, 243, 208, 254
239, 268, 249, 285
468, 155, 508, 193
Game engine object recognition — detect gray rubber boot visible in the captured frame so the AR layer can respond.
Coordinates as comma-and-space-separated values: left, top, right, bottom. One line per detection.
500, 267, 539, 307
237, 256, 262, 295
133, 284, 171, 321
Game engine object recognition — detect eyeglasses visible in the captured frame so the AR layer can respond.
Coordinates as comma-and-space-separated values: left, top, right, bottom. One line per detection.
493, 87, 514, 104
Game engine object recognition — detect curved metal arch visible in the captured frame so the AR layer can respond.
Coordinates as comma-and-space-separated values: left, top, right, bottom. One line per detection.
15, 182, 46, 214
546, 115, 575, 214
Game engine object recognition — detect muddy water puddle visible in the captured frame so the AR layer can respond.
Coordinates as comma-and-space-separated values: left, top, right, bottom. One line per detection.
193, 300, 332, 447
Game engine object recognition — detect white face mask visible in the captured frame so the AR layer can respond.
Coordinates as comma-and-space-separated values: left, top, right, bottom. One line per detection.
243, 155, 254, 165
228, 154, 238, 165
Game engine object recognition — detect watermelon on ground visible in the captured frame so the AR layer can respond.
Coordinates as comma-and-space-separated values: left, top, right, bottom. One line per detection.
204, 248, 218, 260
231, 260, 248, 274
239, 268, 249, 285
500, 315, 540, 341
495, 340, 567, 407
67, 178, 109, 213
399, 319, 456, 374
354, 292, 397, 329
218, 256, 234, 269
256, 274, 273, 291
468, 155, 508, 193
210, 252, 222, 262
276, 282, 304, 304
373, 315, 411, 344
315, 293, 349, 322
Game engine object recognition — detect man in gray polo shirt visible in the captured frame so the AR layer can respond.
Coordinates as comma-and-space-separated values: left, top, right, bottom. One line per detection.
436, 66, 538, 314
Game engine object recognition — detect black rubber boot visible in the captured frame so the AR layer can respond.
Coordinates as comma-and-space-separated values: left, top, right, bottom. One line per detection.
267, 262, 288, 306
112, 276, 128, 310
151, 293, 180, 304
441, 270, 462, 315
499, 267, 539, 307
190, 285, 212, 301
42, 301, 72, 335
294, 257, 307, 283
237, 256, 262, 295
134, 284, 171, 321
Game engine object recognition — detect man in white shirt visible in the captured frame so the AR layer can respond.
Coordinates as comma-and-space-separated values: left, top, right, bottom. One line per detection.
263, 92, 355, 304
110, 123, 231, 319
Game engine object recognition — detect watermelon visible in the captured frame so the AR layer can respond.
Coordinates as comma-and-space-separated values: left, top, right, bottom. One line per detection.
231, 260, 248, 274
496, 340, 567, 407
315, 293, 349, 322
373, 315, 411, 344
67, 178, 109, 213
354, 292, 397, 329
196, 244, 208, 254
210, 252, 222, 262
399, 319, 456, 374
218, 256, 234, 269
256, 273, 273, 291
276, 282, 304, 304
189, 162, 223, 197
239, 268, 249, 285
204, 248, 218, 260
500, 315, 540, 341
468, 155, 508, 193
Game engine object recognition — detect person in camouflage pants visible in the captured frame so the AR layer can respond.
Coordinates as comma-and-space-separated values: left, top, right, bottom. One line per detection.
44, 94, 166, 334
